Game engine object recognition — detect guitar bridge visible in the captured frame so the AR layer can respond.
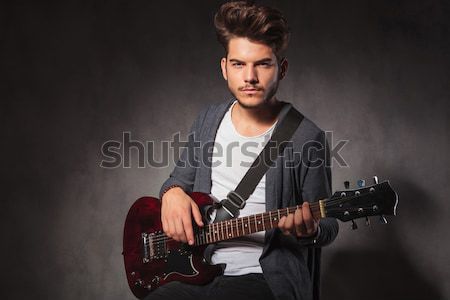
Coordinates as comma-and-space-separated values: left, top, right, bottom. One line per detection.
142, 231, 167, 263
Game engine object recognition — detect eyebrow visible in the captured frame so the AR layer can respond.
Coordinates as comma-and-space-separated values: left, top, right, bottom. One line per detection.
228, 58, 274, 64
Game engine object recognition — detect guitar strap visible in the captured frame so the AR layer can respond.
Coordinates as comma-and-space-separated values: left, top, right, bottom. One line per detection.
209, 106, 304, 223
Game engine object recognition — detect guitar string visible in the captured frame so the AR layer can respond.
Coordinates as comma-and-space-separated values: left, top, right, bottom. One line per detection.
148, 204, 321, 243
147, 189, 386, 244
148, 202, 378, 245
147, 189, 386, 245
148, 208, 377, 250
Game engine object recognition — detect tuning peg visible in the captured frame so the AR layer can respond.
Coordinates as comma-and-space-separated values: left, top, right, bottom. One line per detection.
357, 179, 365, 188
373, 176, 379, 184
379, 215, 388, 224
351, 220, 358, 230
365, 216, 370, 226
344, 181, 350, 189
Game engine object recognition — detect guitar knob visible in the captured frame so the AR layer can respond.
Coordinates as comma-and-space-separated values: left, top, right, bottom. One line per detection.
357, 179, 365, 188
134, 279, 144, 286
379, 215, 388, 224
373, 176, 379, 184
351, 220, 358, 230
152, 276, 160, 284
344, 181, 350, 189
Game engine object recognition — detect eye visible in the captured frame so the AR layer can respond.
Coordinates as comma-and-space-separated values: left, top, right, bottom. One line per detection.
232, 62, 244, 68
258, 62, 272, 68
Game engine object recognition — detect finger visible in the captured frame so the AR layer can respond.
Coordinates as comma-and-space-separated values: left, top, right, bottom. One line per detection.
191, 201, 204, 227
167, 219, 175, 238
182, 214, 195, 245
294, 207, 304, 237
278, 216, 286, 230
284, 214, 294, 235
302, 202, 316, 235
174, 218, 187, 243
162, 217, 168, 236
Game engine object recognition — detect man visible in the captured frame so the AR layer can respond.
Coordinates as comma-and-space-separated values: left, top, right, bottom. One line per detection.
149, 1, 338, 299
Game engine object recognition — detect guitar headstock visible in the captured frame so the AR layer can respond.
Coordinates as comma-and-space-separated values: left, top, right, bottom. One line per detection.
325, 180, 398, 223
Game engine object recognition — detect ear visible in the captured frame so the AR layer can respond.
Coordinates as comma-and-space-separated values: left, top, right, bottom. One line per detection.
220, 57, 228, 81
278, 57, 288, 80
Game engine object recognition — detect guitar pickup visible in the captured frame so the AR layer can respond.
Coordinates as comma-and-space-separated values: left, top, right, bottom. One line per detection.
142, 233, 151, 263
142, 231, 167, 263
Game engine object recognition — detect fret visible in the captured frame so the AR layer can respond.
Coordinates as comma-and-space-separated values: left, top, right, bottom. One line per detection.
231, 220, 234, 238
256, 214, 261, 231
213, 223, 220, 242
221, 221, 224, 241
235, 218, 239, 237
217, 223, 220, 241
217, 221, 219, 241
226, 220, 229, 238
210, 226, 213, 242
231, 220, 235, 238
229, 220, 233, 238
277, 209, 280, 221
241, 217, 245, 236
262, 213, 266, 231
252, 215, 258, 233
246, 216, 250, 234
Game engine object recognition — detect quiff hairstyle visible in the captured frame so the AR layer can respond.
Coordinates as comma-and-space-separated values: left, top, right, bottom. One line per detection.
214, 1, 290, 61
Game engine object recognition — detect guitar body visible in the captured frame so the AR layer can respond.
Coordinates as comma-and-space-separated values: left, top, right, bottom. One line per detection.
122, 192, 224, 299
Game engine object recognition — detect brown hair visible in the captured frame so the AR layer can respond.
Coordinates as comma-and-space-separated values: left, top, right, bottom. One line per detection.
214, 1, 290, 60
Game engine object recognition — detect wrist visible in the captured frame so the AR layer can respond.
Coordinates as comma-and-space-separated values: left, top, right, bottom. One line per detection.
161, 185, 183, 201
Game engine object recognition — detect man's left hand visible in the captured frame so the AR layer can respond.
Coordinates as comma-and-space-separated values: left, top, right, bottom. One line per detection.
278, 202, 318, 238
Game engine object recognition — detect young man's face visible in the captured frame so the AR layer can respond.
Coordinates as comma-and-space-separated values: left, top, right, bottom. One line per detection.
220, 37, 287, 109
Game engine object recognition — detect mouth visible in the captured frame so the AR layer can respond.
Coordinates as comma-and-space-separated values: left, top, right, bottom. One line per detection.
241, 89, 260, 95
240, 87, 262, 93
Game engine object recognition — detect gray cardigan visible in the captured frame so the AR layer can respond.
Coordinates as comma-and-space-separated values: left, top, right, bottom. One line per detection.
159, 100, 339, 300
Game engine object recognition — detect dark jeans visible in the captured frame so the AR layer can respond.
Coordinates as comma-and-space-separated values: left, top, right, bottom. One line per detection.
144, 273, 276, 300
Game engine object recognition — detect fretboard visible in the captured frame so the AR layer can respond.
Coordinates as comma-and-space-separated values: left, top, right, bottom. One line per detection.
193, 201, 324, 246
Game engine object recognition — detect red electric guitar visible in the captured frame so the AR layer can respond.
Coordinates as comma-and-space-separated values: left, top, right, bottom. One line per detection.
122, 179, 398, 299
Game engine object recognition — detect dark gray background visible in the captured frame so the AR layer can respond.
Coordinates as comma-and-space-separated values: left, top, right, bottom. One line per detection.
1, 0, 449, 299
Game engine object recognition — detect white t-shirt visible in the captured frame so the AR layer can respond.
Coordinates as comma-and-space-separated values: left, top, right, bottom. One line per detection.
210, 101, 277, 275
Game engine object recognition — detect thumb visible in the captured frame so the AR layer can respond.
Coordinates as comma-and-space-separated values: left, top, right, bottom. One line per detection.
191, 201, 204, 227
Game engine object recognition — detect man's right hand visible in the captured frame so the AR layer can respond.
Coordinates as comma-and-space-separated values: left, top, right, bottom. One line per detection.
161, 187, 204, 245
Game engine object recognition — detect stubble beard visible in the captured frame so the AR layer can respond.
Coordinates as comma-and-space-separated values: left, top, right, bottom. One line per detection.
230, 79, 280, 110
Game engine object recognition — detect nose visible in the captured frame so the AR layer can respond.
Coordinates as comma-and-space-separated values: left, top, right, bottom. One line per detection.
244, 65, 258, 84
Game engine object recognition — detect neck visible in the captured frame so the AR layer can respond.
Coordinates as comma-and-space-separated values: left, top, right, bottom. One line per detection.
193, 201, 325, 246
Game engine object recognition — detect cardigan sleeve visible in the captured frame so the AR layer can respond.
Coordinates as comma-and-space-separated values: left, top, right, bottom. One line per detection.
298, 130, 339, 247
159, 107, 208, 199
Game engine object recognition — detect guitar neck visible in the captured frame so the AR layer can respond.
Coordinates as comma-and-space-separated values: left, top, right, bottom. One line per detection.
194, 201, 324, 245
